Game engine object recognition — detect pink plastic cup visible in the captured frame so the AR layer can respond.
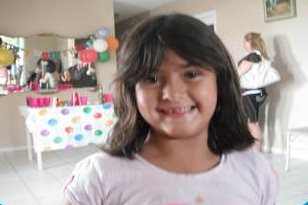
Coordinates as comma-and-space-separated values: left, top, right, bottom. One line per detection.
79, 96, 88, 105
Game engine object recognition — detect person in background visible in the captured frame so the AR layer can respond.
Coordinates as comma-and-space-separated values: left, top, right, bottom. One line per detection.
26, 71, 36, 86
35, 58, 44, 83
60, 69, 72, 83
63, 14, 278, 205
0, 66, 8, 87
39, 59, 59, 89
237, 32, 270, 150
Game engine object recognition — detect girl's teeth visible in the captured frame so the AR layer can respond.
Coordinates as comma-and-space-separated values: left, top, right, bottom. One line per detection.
166, 106, 191, 114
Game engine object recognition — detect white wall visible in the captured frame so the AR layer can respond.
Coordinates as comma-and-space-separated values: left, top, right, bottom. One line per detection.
150, 0, 308, 157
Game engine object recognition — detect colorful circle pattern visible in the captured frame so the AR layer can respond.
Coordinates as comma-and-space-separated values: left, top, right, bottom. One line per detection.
34, 105, 115, 151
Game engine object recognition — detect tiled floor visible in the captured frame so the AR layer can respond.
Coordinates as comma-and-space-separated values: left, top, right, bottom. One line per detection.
0, 146, 307, 205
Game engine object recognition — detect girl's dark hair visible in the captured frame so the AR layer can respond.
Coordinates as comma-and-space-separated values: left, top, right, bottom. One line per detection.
105, 13, 254, 157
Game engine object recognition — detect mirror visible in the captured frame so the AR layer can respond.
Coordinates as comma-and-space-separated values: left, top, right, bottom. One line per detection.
0, 34, 98, 95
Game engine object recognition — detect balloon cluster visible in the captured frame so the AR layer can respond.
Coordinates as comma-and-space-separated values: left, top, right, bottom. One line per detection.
0, 36, 14, 66
78, 26, 119, 63
0, 48, 14, 67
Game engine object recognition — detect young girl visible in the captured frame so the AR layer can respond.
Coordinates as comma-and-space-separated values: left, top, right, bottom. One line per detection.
63, 14, 278, 205
39, 59, 59, 89
238, 32, 270, 150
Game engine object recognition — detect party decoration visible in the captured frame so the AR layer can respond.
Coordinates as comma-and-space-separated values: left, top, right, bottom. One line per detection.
96, 26, 110, 38
79, 49, 98, 63
51, 51, 61, 60
1, 25, 119, 65
93, 39, 108, 52
0, 48, 14, 66
88, 38, 94, 45
106, 36, 119, 51
98, 51, 110, 62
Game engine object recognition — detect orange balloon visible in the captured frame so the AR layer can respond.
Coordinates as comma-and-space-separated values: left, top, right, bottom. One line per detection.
106, 36, 119, 51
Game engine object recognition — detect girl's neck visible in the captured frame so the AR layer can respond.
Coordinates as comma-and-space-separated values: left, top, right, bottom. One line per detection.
139, 133, 220, 174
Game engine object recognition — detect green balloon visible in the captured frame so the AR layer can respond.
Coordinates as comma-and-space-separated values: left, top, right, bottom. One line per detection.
98, 51, 110, 62
88, 38, 94, 45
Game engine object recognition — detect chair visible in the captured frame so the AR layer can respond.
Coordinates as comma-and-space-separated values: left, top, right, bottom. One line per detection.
285, 127, 308, 172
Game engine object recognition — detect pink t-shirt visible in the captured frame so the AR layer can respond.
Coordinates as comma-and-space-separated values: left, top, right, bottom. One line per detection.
63, 148, 278, 205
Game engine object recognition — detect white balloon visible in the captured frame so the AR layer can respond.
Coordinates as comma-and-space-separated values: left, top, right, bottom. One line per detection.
93, 39, 108, 52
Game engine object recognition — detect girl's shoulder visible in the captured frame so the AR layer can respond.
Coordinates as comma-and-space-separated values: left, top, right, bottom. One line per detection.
224, 149, 278, 203
227, 148, 270, 168
226, 148, 278, 185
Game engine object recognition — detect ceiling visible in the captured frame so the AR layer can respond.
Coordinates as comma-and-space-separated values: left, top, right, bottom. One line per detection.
113, 0, 177, 22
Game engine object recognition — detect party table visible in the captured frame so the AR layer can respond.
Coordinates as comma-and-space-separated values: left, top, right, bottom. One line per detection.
19, 104, 116, 169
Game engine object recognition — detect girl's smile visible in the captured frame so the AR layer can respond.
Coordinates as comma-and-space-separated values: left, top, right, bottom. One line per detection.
156, 104, 196, 118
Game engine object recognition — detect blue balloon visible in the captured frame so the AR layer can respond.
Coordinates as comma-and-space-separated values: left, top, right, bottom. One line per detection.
96, 26, 110, 38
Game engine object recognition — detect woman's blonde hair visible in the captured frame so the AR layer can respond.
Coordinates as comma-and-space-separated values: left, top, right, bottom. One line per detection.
244, 32, 269, 60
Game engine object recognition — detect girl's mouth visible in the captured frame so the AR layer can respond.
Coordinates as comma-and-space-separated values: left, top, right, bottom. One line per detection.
157, 105, 196, 116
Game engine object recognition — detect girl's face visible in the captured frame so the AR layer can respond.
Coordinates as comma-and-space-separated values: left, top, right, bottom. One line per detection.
244, 39, 252, 52
135, 51, 217, 140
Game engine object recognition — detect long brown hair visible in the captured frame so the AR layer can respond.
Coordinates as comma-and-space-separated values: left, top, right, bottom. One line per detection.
104, 14, 254, 158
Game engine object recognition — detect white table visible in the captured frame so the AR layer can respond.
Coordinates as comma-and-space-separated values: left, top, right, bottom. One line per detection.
19, 104, 116, 169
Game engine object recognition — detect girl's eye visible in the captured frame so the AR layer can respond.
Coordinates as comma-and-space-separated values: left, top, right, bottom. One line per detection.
185, 71, 199, 78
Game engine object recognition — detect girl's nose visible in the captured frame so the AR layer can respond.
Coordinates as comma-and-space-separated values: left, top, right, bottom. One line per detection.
161, 80, 186, 101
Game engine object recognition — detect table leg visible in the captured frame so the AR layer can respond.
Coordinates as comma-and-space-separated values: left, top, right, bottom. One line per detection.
37, 151, 43, 170
26, 127, 33, 160
285, 132, 291, 172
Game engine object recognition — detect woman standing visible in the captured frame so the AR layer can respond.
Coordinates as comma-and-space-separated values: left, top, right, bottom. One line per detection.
238, 32, 270, 150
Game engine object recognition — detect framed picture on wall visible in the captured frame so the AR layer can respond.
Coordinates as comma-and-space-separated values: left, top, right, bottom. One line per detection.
264, 0, 296, 22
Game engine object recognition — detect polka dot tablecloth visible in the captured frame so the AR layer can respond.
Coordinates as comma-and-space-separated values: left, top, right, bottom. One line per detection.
25, 104, 116, 152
